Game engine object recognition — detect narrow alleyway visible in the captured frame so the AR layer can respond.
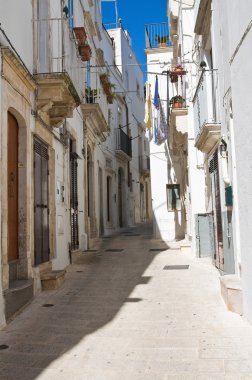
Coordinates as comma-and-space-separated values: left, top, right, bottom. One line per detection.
1, 224, 252, 380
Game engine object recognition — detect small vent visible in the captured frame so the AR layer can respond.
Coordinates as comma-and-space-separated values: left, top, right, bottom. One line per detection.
84, 250, 98, 252
163, 265, 189, 270
34, 138, 48, 160
209, 151, 218, 173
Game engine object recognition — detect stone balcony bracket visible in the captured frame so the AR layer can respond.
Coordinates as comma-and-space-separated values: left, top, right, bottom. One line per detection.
170, 107, 188, 135
195, 122, 221, 154
80, 102, 108, 141
34, 72, 81, 127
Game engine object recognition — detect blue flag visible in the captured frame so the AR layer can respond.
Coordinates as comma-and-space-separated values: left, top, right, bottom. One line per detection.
153, 76, 159, 110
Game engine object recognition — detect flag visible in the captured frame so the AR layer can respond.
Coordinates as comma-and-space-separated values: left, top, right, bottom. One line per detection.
153, 75, 168, 145
144, 82, 153, 139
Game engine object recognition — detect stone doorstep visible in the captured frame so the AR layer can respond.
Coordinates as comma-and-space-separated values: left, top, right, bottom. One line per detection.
4, 279, 34, 321
220, 274, 243, 315
40, 270, 66, 291
180, 242, 192, 254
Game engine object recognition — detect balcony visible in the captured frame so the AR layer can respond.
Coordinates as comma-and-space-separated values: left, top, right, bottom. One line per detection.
115, 128, 132, 161
80, 91, 108, 141
193, 70, 221, 154
145, 22, 171, 51
169, 91, 188, 135
139, 156, 150, 178
33, 18, 84, 127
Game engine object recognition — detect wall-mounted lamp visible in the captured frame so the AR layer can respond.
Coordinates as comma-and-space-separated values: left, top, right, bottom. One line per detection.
220, 138, 227, 156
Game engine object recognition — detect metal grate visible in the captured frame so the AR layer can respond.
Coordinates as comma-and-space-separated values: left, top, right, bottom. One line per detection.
42, 304, 54, 307
149, 248, 168, 252
163, 265, 189, 270
124, 234, 140, 236
105, 249, 124, 252
0, 345, 9, 350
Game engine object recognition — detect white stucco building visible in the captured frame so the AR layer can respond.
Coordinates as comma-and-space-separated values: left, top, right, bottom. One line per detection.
168, 0, 252, 323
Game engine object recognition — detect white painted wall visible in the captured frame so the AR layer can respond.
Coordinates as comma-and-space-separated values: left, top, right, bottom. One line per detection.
226, 2, 252, 322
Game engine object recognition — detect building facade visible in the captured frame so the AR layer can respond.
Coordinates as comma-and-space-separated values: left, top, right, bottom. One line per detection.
168, 0, 252, 322
0, 0, 149, 325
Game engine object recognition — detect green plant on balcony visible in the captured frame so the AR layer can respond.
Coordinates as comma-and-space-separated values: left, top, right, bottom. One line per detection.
155, 34, 169, 47
85, 87, 98, 103
169, 95, 185, 108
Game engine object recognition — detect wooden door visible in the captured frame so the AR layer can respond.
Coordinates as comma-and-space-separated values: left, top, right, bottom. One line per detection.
8, 112, 19, 262
70, 141, 79, 250
34, 138, 49, 265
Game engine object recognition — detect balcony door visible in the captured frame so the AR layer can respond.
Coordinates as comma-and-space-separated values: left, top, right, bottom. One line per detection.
38, 0, 50, 73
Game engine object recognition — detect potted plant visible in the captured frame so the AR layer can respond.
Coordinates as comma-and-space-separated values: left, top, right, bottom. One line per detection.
155, 35, 169, 48
85, 87, 98, 103
169, 95, 185, 108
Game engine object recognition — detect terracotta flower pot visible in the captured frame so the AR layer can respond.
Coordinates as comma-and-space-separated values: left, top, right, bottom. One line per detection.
73, 27, 87, 45
79, 45, 92, 61
173, 102, 183, 108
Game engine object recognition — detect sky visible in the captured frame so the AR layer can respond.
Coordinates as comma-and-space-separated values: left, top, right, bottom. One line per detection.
101, 0, 168, 74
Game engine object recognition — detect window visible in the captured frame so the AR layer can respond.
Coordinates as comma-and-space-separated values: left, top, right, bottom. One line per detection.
166, 184, 181, 211
118, 106, 122, 127
136, 81, 140, 98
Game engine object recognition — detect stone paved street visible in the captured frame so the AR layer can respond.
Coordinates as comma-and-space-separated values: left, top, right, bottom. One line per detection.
1, 224, 252, 379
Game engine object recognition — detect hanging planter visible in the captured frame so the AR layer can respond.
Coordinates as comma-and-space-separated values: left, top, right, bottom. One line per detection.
79, 44, 92, 61
170, 64, 187, 83
169, 95, 185, 109
73, 27, 87, 45
107, 93, 114, 104
100, 74, 116, 101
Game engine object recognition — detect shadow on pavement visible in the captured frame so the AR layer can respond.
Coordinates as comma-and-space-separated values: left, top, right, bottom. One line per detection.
0, 223, 170, 379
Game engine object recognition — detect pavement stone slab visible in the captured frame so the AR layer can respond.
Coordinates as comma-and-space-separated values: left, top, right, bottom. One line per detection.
0, 223, 252, 379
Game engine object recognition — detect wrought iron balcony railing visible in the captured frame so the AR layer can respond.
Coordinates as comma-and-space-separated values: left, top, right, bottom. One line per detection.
116, 128, 132, 159
34, 17, 84, 97
145, 22, 170, 49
